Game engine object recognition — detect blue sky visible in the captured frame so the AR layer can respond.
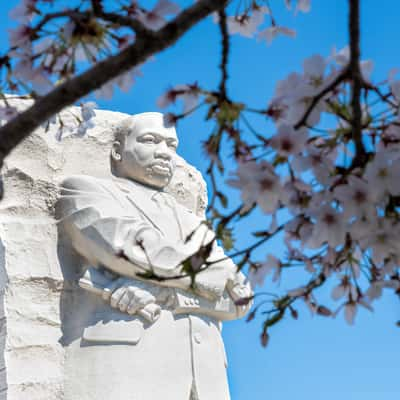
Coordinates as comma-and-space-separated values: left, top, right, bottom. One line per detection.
1, 1, 400, 399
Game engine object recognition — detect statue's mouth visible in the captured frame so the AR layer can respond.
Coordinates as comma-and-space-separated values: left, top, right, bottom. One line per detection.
151, 161, 172, 176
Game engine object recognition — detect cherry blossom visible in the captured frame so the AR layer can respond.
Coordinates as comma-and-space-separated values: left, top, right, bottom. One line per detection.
281, 179, 311, 214
330, 45, 374, 80
157, 83, 200, 112
331, 276, 358, 301
344, 301, 357, 325
363, 153, 400, 201
226, 7, 268, 38
285, 0, 312, 13
8, 25, 32, 47
258, 25, 296, 45
270, 54, 331, 126
270, 124, 308, 157
9, 0, 36, 23
95, 68, 141, 99
333, 175, 376, 219
248, 255, 281, 287
136, 0, 180, 30
357, 219, 400, 265
307, 205, 347, 249
296, 0, 312, 13
227, 161, 283, 214
293, 144, 336, 185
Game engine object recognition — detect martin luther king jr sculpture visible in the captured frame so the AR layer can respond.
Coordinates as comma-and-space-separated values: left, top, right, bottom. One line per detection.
56, 112, 252, 400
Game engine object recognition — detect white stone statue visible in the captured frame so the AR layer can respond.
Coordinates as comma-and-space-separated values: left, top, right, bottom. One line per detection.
56, 112, 252, 400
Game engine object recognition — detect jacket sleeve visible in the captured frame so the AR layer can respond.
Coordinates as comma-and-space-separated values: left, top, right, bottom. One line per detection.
56, 175, 158, 274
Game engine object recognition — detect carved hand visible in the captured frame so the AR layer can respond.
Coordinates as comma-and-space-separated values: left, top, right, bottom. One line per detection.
106, 278, 160, 318
226, 277, 254, 318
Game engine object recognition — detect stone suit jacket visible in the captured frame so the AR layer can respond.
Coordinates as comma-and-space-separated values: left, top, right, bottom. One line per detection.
56, 174, 250, 400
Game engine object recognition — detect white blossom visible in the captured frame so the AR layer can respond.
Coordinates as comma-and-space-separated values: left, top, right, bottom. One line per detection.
334, 175, 376, 219
330, 45, 374, 80
226, 7, 268, 38
296, 0, 311, 13
270, 54, 330, 126
270, 124, 308, 157
293, 144, 336, 184
227, 161, 283, 214
344, 302, 357, 325
157, 84, 199, 112
331, 276, 357, 300
8, 25, 31, 47
281, 179, 311, 213
366, 279, 399, 301
307, 205, 347, 249
248, 255, 280, 287
9, 0, 36, 23
95, 68, 141, 99
136, 0, 180, 30
258, 25, 296, 45
363, 153, 400, 201
357, 219, 400, 265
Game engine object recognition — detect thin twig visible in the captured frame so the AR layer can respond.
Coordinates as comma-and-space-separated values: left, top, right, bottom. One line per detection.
218, 8, 229, 100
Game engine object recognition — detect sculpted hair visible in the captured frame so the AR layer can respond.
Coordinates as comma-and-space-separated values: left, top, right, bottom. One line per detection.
113, 112, 168, 144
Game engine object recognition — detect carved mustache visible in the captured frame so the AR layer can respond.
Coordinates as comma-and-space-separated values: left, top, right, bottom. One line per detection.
149, 160, 173, 174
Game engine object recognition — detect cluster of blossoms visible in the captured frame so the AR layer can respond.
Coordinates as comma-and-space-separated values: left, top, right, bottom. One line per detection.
223, 0, 310, 44
223, 48, 400, 326
158, 0, 400, 330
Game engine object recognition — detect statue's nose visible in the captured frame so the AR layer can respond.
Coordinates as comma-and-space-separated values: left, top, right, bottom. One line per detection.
154, 141, 172, 159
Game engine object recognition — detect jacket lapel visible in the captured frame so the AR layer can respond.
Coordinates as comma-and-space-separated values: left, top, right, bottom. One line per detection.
112, 178, 164, 236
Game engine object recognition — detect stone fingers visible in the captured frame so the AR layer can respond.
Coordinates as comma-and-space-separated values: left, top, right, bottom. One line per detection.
127, 289, 156, 316
110, 285, 157, 316
110, 285, 130, 308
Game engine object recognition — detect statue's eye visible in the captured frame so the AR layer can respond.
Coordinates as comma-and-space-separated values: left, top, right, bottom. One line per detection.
168, 142, 178, 150
142, 135, 156, 143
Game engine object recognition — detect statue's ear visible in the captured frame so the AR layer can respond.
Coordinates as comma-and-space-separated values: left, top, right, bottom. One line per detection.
111, 141, 122, 161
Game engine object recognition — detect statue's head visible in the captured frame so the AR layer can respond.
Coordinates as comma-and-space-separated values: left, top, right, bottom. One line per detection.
111, 112, 179, 189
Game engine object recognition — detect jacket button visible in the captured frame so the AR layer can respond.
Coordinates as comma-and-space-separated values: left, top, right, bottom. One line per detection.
194, 333, 201, 344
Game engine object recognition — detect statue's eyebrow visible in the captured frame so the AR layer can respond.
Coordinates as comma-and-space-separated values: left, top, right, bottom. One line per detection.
138, 132, 178, 145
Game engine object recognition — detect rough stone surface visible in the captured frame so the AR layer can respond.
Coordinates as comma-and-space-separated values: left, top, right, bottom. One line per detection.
0, 102, 208, 399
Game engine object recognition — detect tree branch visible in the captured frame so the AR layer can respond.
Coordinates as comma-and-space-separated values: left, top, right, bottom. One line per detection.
349, 0, 366, 166
218, 8, 229, 100
0, 0, 228, 166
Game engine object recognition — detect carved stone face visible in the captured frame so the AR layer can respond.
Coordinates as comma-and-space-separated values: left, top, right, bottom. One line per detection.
116, 113, 179, 189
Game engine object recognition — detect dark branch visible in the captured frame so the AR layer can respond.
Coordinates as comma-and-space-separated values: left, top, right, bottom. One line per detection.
218, 8, 229, 99
0, 0, 228, 166
349, 0, 366, 167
